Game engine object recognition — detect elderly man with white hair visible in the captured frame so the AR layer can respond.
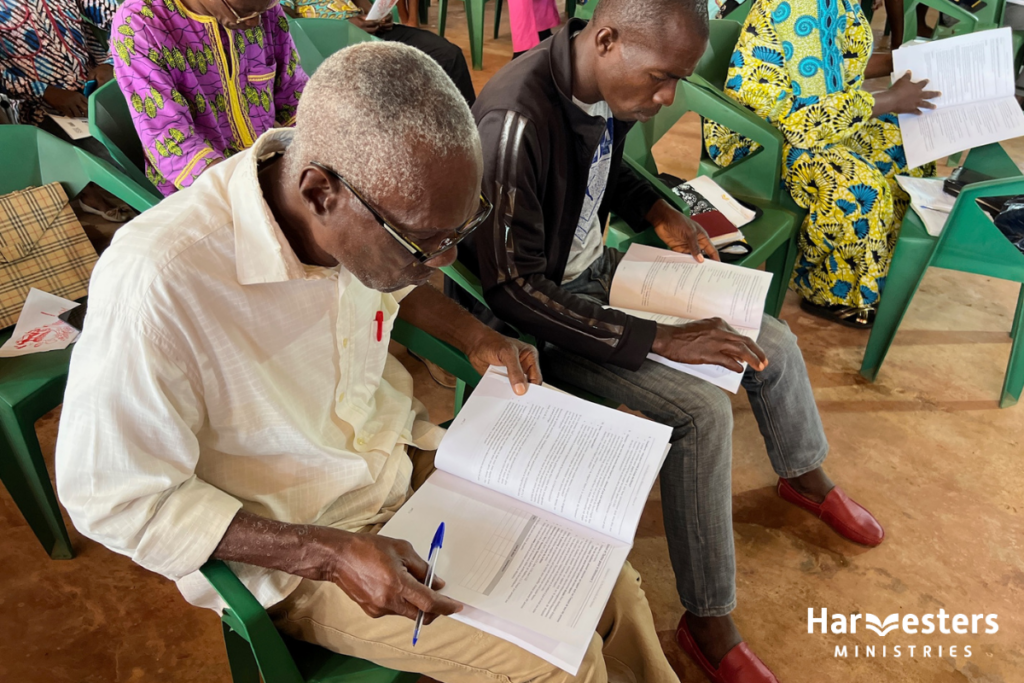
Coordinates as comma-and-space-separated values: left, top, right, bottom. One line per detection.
54, 43, 678, 683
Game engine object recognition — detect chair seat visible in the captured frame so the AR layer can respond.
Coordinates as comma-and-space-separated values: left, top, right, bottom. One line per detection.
284, 636, 419, 683
0, 328, 73, 419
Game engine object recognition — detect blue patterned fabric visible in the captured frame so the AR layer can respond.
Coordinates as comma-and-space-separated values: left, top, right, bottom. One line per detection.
0, 0, 116, 124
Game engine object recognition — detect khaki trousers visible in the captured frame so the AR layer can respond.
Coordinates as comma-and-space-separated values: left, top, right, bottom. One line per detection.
270, 450, 678, 683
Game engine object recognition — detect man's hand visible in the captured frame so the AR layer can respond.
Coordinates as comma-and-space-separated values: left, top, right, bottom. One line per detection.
349, 13, 385, 33
465, 329, 542, 395
43, 86, 88, 117
646, 199, 720, 262
316, 529, 462, 623
652, 318, 767, 372
92, 63, 115, 86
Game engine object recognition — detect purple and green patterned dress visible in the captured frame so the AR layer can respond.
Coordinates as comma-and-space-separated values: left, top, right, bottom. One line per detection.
111, 0, 307, 195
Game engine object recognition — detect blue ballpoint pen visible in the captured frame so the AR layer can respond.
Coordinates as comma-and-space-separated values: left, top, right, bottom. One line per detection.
412, 522, 445, 646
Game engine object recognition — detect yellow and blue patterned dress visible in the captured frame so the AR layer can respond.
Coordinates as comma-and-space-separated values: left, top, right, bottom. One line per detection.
704, 0, 934, 309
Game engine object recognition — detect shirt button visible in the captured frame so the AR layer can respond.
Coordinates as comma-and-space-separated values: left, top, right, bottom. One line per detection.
343, 338, 349, 348
356, 436, 367, 446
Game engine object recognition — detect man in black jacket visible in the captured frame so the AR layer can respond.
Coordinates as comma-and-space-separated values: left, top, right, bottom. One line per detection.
458, 1, 887, 681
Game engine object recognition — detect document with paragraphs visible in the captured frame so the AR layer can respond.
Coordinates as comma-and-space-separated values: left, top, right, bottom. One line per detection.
606, 243, 773, 393
380, 368, 672, 674
892, 28, 1024, 168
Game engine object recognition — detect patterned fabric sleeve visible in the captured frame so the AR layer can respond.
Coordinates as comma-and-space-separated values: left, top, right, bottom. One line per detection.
269, 10, 307, 127
724, 0, 875, 152
112, 12, 222, 192
80, 0, 119, 65
0, 66, 48, 101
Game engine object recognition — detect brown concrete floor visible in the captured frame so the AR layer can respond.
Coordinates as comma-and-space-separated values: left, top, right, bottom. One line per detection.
2, 4, 1023, 683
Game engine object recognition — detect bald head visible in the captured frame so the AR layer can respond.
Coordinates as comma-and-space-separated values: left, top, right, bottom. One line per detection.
288, 41, 481, 207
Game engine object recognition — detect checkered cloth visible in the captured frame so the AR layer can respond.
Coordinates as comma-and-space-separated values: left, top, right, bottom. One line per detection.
0, 182, 98, 330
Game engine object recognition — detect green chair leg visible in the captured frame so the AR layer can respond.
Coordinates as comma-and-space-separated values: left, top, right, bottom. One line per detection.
222, 623, 262, 683
466, 0, 486, 70
0, 406, 74, 559
418, 0, 429, 24
1002, 288, 1024, 408
494, 0, 503, 38
566, 0, 576, 18
860, 216, 937, 382
1012, 285, 1023, 339
438, 0, 448, 35
763, 232, 798, 318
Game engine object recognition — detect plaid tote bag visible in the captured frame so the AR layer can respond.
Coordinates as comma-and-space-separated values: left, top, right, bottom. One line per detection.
0, 182, 98, 330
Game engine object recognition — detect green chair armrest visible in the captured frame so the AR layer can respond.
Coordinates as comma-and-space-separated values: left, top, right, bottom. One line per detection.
441, 261, 487, 307
685, 75, 785, 203
903, 0, 981, 36
934, 176, 1024, 277
200, 560, 306, 683
622, 155, 691, 215
391, 317, 483, 387
74, 147, 160, 213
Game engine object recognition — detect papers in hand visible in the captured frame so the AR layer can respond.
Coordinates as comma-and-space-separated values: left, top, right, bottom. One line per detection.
46, 115, 91, 140
364, 0, 398, 21
895, 176, 955, 236
380, 368, 672, 674
0, 289, 81, 358
607, 244, 772, 393
892, 28, 1024, 168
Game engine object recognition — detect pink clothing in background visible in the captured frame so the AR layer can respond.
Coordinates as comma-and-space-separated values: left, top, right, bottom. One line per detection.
507, 0, 560, 53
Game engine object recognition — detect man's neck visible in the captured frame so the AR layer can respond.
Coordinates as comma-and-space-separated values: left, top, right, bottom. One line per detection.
570, 26, 603, 105
260, 157, 338, 268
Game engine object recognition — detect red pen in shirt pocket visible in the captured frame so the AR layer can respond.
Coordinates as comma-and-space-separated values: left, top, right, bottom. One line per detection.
375, 311, 384, 342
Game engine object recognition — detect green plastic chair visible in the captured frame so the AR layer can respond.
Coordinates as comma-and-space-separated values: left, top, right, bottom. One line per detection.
198, 314, 485, 683
0, 126, 158, 560
88, 80, 163, 201
860, 143, 1024, 408
902, 0, 1024, 74
288, 16, 380, 74
605, 20, 801, 318
438, 0, 577, 70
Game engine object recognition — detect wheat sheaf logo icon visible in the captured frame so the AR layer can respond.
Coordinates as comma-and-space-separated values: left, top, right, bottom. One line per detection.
864, 613, 901, 636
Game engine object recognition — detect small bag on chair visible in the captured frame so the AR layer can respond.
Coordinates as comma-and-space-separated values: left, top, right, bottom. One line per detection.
0, 182, 98, 330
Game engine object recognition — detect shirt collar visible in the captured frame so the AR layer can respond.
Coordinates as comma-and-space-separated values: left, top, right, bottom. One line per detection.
230, 129, 339, 286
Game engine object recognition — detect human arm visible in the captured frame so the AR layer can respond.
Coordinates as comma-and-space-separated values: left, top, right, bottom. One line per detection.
80, 0, 118, 67
269, 8, 308, 126
280, 0, 301, 18
348, 0, 394, 34
646, 199, 720, 262
111, 14, 222, 191
864, 50, 893, 80
212, 511, 462, 622
397, 283, 542, 394
472, 109, 658, 371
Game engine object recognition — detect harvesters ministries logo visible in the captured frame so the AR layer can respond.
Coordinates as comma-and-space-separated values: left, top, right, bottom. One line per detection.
808, 608, 999, 659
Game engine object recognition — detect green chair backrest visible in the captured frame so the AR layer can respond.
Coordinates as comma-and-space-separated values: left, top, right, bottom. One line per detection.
0, 125, 159, 213
695, 19, 743, 90
89, 80, 162, 201
574, 0, 598, 21
288, 17, 379, 74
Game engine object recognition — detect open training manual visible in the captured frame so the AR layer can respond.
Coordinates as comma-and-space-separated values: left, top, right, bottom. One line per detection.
606, 243, 773, 393
892, 27, 1024, 168
380, 367, 672, 674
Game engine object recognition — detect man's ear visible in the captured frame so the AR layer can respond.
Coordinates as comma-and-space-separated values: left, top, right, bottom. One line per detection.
298, 165, 339, 219
594, 26, 619, 57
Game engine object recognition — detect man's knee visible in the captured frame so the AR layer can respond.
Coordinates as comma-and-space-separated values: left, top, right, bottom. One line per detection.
572, 635, 609, 683
757, 314, 802, 371
668, 385, 733, 440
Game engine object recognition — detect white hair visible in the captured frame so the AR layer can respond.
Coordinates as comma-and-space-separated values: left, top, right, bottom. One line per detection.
287, 41, 481, 205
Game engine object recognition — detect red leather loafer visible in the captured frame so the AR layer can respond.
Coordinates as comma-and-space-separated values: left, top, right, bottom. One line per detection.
777, 478, 885, 547
676, 616, 780, 683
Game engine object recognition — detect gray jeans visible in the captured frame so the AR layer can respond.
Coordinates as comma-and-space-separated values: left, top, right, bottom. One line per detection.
543, 248, 829, 617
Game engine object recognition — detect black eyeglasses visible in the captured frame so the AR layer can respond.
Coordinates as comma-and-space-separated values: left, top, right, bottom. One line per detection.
310, 161, 492, 264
